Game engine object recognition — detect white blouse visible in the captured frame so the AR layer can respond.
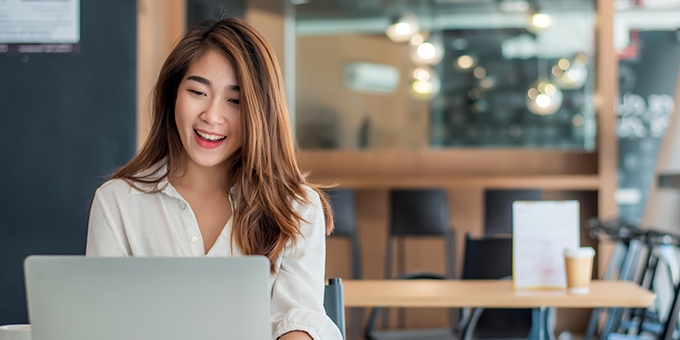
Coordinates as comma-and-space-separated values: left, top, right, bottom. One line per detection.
86, 174, 342, 340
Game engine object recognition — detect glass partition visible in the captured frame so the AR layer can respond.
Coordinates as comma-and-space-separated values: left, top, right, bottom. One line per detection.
293, 0, 597, 150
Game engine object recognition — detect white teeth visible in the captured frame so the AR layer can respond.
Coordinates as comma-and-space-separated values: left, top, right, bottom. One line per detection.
195, 130, 226, 141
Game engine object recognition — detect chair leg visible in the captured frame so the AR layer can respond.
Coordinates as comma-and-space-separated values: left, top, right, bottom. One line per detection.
385, 236, 393, 280
396, 238, 406, 329
382, 237, 393, 329
397, 237, 406, 278
351, 233, 362, 280
446, 230, 457, 279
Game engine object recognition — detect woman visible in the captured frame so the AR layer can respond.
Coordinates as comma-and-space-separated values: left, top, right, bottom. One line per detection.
86, 17, 341, 340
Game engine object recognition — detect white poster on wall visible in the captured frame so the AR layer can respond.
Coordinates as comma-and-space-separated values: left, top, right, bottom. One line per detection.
512, 200, 580, 289
0, 0, 79, 43
0, 0, 79, 54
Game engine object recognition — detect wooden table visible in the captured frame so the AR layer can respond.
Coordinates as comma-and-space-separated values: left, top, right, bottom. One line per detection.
343, 280, 655, 308
343, 280, 655, 340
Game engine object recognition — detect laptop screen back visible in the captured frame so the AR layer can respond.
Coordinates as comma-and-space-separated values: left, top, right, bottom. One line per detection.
24, 256, 272, 340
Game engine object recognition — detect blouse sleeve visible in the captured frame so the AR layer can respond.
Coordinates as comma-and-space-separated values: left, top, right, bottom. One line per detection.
271, 187, 343, 340
86, 183, 131, 257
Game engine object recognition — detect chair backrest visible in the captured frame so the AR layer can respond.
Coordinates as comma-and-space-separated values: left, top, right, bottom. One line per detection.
325, 189, 362, 279
462, 233, 513, 280
324, 278, 346, 340
386, 189, 456, 279
484, 189, 541, 236
326, 189, 356, 237
389, 189, 449, 236
462, 233, 532, 339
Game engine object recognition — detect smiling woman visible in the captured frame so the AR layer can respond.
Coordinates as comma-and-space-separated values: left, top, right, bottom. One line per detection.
174, 51, 242, 170
85, 17, 342, 340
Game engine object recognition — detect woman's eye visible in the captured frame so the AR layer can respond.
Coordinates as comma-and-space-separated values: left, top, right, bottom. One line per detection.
228, 98, 240, 105
189, 89, 206, 96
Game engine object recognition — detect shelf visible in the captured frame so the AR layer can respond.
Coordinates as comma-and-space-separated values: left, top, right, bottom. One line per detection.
306, 174, 600, 190
299, 149, 600, 190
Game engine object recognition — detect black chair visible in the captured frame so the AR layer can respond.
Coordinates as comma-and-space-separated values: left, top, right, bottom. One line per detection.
325, 277, 346, 340
326, 188, 362, 280
461, 233, 533, 340
387, 189, 456, 330
326, 188, 362, 339
484, 189, 541, 236
365, 189, 456, 338
386, 189, 456, 280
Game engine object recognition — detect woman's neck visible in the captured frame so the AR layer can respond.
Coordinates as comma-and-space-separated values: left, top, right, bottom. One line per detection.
169, 158, 230, 195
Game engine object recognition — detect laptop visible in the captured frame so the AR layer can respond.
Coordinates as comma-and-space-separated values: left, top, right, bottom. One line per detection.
24, 255, 272, 340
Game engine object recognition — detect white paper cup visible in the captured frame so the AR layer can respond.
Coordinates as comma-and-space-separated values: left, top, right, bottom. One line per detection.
0, 324, 31, 340
564, 247, 595, 294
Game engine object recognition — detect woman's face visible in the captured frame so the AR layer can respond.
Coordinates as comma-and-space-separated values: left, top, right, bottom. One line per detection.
175, 50, 242, 170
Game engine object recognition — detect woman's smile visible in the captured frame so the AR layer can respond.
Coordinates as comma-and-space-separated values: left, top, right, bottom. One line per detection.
194, 129, 226, 149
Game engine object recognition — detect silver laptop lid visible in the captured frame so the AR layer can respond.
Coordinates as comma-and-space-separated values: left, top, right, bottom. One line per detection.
24, 256, 272, 340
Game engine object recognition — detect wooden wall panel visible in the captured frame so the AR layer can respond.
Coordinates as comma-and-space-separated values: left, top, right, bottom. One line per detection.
137, 0, 186, 149
596, 0, 619, 276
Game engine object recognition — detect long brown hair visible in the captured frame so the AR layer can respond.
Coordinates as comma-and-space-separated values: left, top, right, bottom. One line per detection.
112, 17, 334, 270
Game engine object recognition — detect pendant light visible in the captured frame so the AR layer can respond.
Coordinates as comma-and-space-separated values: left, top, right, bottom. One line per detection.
409, 32, 444, 65
409, 65, 441, 100
527, 58, 563, 115
551, 54, 588, 90
386, 14, 419, 43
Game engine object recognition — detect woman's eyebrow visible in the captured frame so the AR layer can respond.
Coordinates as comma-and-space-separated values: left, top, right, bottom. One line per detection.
187, 75, 239, 92
187, 75, 210, 86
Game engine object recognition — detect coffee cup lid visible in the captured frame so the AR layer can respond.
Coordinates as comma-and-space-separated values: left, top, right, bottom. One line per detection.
564, 247, 595, 258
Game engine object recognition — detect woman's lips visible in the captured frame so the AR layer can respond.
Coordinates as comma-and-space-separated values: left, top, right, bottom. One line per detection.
194, 129, 226, 149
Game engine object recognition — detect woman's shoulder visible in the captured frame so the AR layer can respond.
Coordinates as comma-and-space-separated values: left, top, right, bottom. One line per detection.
95, 178, 136, 197
287, 184, 320, 215
299, 184, 321, 206
96, 161, 168, 197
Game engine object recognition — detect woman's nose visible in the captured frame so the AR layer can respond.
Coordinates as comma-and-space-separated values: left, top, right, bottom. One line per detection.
201, 100, 225, 124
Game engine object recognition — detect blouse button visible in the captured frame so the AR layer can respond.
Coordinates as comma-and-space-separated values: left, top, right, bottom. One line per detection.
191, 236, 199, 244
180, 202, 187, 210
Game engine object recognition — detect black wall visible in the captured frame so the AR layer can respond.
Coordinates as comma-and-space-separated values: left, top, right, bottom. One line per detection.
0, 1, 137, 324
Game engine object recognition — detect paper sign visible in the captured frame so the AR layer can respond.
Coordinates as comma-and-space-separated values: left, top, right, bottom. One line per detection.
0, 0, 80, 43
512, 200, 580, 289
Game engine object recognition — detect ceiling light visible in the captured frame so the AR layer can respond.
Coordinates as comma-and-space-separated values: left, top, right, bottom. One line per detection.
409, 66, 440, 100
419, 43, 436, 59
473, 67, 486, 79
456, 55, 476, 70
530, 13, 551, 30
409, 36, 444, 65
552, 54, 589, 90
526, 80, 563, 115
410, 32, 426, 46
385, 15, 419, 43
